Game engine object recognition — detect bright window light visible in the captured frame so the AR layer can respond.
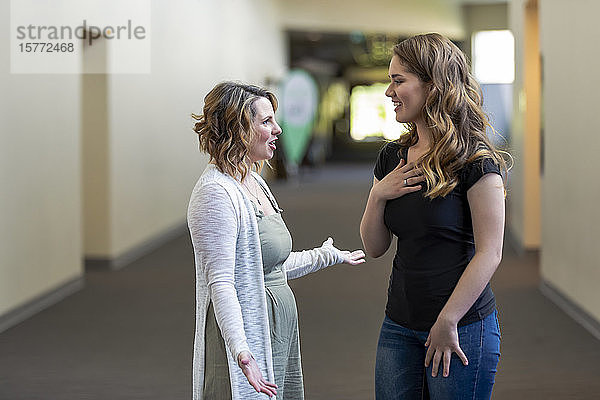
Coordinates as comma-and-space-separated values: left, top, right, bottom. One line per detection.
472, 30, 515, 84
350, 83, 406, 141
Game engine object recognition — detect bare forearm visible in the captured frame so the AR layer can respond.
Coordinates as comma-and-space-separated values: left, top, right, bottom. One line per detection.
437, 250, 501, 325
360, 190, 391, 258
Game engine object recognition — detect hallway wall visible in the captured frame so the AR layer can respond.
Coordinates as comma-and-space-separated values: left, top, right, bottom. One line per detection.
83, 0, 287, 261
538, 0, 600, 323
0, 0, 83, 317
508, 0, 542, 250
1, 0, 286, 327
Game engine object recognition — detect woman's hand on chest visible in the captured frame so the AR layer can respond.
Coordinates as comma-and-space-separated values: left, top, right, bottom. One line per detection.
373, 158, 425, 202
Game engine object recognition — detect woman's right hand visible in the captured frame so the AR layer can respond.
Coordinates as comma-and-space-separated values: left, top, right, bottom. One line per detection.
372, 159, 424, 201
238, 351, 278, 397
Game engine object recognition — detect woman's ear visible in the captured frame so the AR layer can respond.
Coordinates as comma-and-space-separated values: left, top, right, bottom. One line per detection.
423, 82, 436, 105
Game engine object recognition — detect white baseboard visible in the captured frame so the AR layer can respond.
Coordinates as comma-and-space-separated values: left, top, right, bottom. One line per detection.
0, 277, 84, 334
540, 280, 600, 341
85, 221, 188, 270
1, 222, 189, 333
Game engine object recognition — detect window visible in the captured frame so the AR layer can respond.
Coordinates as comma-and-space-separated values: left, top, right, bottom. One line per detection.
472, 30, 515, 84
349, 83, 406, 141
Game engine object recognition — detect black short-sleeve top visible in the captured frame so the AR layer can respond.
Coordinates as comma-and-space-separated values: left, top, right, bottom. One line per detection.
374, 141, 501, 331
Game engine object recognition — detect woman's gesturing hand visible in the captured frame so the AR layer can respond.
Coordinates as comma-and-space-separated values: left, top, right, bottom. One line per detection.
373, 159, 424, 201
339, 249, 366, 265
321, 237, 366, 266
424, 319, 469, 378
238, 351, 278, 397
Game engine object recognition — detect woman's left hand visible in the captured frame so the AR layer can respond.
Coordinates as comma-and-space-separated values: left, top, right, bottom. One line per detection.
322, 237, 366, 265
339, 249, 366, 265
424, 318, 469, 377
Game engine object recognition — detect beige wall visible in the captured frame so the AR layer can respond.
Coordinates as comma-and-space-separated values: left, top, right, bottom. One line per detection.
538, 0, 600, 321
0, 0, 83, 315
82, 42, 110, 257
508, 0, 541, 250
84, 0, 287, 259
279, 0, 465, 39
522, 0, 541, 249
2, 0, 286, 324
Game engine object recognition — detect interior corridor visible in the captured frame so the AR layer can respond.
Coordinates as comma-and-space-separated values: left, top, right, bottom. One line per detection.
1, 163, 599, 400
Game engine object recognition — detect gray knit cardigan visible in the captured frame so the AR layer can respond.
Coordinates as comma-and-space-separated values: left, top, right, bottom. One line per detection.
188, 164, 344, 400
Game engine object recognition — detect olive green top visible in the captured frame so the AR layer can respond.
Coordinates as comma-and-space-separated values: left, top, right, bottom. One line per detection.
203, 202, 304, 399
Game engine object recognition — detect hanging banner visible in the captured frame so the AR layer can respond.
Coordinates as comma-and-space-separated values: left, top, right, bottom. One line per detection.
279, 69, 318, 166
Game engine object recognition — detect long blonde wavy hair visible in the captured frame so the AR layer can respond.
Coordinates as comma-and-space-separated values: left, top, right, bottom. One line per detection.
192, 81, 278, 180
393, 33, 509, 198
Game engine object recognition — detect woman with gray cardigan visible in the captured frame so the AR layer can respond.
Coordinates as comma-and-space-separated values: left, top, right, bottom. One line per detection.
188, 82, 365, 400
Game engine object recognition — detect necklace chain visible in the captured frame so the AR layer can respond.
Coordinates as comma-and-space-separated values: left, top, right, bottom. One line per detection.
242, 176, 262, 206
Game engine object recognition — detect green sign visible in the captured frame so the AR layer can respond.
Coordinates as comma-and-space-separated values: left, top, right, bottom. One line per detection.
280, 69, 318, 165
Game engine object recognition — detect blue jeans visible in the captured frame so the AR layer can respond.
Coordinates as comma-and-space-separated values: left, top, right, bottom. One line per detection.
375, 311, 501, 400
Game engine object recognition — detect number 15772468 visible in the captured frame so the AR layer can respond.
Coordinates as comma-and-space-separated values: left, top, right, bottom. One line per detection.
18, 42, 75, 53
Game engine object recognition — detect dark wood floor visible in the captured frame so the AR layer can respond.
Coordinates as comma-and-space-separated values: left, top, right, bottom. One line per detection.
1, 163, 599, 399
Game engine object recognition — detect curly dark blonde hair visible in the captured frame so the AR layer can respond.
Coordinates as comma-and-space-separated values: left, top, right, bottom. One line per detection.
192, 81, 278, 180
393, 33, 510, 198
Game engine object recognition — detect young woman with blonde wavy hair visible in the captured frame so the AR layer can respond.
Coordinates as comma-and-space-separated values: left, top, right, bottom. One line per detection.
360, 33, 509, 399
188, 82, 364, 400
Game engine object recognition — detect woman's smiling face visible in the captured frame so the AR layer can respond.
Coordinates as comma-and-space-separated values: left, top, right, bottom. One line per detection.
385, 55, 429, 125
